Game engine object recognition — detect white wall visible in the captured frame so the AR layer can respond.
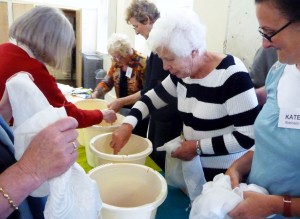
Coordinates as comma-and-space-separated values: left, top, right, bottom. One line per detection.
225, 0, 261, 68
110, 0, 261, 70
4, 0, 262, 70
4, 0, 99, 53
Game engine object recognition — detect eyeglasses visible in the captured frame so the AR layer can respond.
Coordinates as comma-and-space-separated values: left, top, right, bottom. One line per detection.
111, 54, 122, 62
258, 21, 293, 42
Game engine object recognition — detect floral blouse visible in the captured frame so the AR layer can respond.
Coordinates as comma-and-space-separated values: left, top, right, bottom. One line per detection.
95, 49, 146, 99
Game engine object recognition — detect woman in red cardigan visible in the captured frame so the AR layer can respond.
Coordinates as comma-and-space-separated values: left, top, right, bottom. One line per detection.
0, 6, 116, 128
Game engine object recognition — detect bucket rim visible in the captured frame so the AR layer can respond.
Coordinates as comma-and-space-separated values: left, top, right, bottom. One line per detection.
88, 163, 168, 211
90, 133, 153, 161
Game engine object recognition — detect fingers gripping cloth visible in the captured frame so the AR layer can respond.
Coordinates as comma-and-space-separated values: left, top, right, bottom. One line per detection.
6, 73, 102, 219
157, 136, 206, 201
189, 173, 271, 219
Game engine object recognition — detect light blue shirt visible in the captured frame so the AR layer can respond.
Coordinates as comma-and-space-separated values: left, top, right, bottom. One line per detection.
249, 62, 300, 219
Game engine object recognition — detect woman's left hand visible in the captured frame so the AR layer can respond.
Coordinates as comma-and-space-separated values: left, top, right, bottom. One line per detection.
228, 191, 280, 219
0, 72, 34, 121
171, 140, 197, 161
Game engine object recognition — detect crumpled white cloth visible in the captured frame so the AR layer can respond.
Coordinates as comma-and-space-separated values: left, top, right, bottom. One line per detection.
189, 173, 270, 219
6, 73, 102, 219
157, 136, 206, 201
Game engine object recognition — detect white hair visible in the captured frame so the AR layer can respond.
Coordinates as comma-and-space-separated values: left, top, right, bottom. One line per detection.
147, 9, 207, 57
107, 33, 133, 57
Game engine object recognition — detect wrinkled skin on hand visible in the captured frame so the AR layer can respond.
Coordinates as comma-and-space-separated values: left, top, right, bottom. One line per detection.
110, 123, 133, 154
228, 191, 279, 219
171, 140, 197, 161
107, 99, 123, 113
17, 117, 79, 183
102, 109, 117, 123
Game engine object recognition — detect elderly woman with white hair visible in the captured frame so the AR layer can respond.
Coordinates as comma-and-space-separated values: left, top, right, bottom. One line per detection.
111, 10, 260, 181
92, 33, 148, 137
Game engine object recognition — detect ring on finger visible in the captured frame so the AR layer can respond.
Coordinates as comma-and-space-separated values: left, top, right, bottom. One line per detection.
72, 141, 78, 153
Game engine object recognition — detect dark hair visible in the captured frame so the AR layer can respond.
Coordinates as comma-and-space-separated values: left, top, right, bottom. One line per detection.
255, 0, 300, 22
125, 0, 160, 24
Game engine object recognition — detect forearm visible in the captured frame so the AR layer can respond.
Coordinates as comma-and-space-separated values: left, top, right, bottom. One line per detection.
231, 150, 253, 176
118, 91, 141, 106
0, 163, 42, 217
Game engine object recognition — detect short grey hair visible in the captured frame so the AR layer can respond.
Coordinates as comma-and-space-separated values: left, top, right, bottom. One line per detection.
9, 6, 75, 69
125, 0, 160, 24
107, 33, 133, 57
147, 10, 207, 57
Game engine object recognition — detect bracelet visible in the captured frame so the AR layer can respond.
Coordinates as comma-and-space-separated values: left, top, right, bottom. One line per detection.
283, 195, 292, 217
0, 187, 18, 210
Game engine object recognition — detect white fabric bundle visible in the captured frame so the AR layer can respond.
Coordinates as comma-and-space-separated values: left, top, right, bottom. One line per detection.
6, 73, 102, 219
189, 173, 270, 219
157, 136, 206, 201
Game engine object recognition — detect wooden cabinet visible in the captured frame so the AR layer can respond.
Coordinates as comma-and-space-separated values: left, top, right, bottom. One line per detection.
0, 2, 9, 43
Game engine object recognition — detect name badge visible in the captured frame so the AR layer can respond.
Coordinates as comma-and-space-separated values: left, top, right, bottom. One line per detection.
278, 108, 300, 129
177, 82, 187, 99
126, 67, 133, 78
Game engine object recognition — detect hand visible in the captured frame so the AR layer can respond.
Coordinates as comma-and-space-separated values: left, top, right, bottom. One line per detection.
91, 90, 98, 99
91, 89, 104, 99
102, 109, 117, 123
107, 99, 124, 113
228, 191, 280, 219
110, 123, 133, 154
171, 140, 197, 161
0, 72, 34, 121
17, 117, 79, 184
225, 165, 243, 189
225, 151, 254, 188
0, 89, 12, 121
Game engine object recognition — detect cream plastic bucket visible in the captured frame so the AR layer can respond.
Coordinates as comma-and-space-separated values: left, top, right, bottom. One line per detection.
74, 99, 124, 167
88, 163, 167, 219
74, 99, 109, 146
90, 132, 152, 166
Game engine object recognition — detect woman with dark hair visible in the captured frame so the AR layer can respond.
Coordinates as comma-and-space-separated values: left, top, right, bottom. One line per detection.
226, 0, 300, 218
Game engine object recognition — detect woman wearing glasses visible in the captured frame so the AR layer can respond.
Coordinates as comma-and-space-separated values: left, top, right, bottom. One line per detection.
92, 33, 148, 137
226, 0, 300, 218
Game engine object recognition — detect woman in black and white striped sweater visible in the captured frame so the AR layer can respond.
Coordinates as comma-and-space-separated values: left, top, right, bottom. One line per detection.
111, 10, 260, 181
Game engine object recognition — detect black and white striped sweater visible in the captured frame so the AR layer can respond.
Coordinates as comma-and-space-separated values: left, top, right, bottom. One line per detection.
124, 55, 260, 169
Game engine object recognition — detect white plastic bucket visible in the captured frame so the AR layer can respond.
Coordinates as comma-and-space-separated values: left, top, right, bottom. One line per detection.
74, 99, 124, 167
88, 163, 167, 219
90, 132, 152, 166
74, 99, 109, 146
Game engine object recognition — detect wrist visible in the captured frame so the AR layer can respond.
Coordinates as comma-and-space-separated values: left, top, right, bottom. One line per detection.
121, 123, 133, 132
15, 162, 44, 188
94, 88, 104, 99
283, 195, 292, 217
195, 140, 202, 155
